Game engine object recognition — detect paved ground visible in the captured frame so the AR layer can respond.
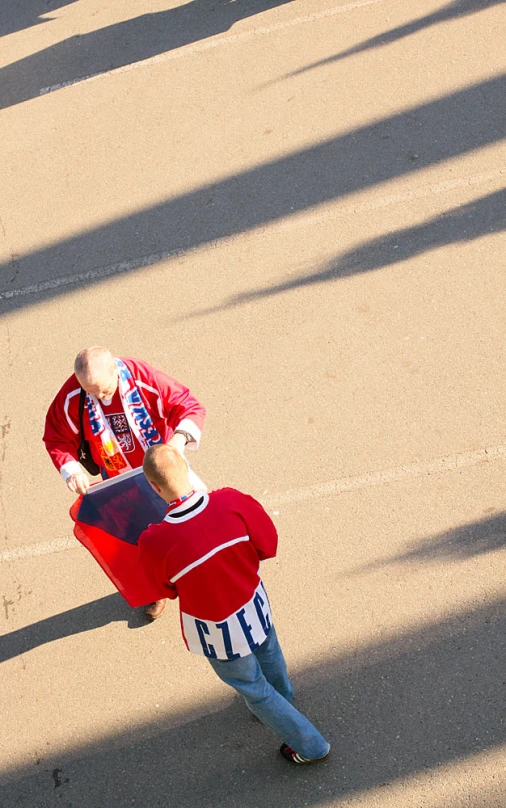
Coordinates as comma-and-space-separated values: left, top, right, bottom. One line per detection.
1, 0, 506, 806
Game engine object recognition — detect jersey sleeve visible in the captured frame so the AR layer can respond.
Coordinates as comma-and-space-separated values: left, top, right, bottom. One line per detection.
138, 526, 179, 601
43, 381, 82, 476
238, 493, 278, 561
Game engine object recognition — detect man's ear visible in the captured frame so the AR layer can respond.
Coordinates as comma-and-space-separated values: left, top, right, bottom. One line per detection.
147, 478, 162, 495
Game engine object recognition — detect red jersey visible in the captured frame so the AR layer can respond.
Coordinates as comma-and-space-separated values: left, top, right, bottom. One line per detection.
43, 357, 205, 479
138, 488, 278, 659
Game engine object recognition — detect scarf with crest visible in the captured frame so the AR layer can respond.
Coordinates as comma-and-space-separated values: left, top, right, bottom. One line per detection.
86, 358, 162, 472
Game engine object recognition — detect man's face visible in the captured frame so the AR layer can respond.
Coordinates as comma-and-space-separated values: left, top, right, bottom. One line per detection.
80, 364, 118, 403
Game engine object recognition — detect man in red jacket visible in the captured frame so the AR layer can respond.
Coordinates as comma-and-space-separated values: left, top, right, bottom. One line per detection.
43, 346, 206, 620
139, 444, 330, 765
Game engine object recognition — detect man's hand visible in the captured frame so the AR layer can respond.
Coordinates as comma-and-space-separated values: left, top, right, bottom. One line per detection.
167, 432, 186, 456
66, 471, 90, 495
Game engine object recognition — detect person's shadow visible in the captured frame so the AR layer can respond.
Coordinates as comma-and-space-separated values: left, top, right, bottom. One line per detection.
0, 0, 80, 39
1, 0, 294, 110
0, 593, 146, 665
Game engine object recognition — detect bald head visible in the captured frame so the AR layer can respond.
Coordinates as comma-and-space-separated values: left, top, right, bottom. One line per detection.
74, 347, 117, 400
143, 444, 191, 501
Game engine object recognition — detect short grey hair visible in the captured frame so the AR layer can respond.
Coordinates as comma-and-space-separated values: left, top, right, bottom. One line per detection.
74, 346, 114, 381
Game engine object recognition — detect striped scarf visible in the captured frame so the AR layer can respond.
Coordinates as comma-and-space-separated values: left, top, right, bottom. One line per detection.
86, 358, 162, 472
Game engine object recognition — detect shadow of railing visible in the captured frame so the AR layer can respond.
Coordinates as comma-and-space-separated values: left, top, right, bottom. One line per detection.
0, 0, 79, 39
1, 74, 505, 318
0, 0, 294, 109
268, 0, 506, 84
184, 186, 506, 316
1, 594, 506, 806
345, 511, 506, 578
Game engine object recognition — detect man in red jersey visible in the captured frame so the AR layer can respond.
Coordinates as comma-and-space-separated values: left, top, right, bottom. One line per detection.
138, 444, 330, 765
43, 346, 206, 620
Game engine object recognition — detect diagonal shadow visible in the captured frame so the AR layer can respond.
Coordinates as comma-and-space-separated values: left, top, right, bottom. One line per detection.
1, 73, 505, 317
4, 511, 503, 670
0, 592, 146, 665
0, 0, 294, 110
316, 186, 506, 277
270, 0, 506, 84
184, 187, 506, 316
346, 511, 506, 578
0, 0, 79, 39
1, 593, 506, 806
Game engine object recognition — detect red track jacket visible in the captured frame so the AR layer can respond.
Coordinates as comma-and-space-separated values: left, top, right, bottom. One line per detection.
43, 357, 205, 479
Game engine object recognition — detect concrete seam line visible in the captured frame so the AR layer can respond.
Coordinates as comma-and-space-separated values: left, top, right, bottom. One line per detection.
0, 167, 503, 303
38, 0, 384, 95
2, 445, 506, 563
261, 445, 506, 507
0, 248, 187, 301
0, 537, 79, 562
277, 167, 506, 232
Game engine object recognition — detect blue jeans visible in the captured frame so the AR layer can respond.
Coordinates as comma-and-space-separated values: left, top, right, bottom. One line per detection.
208, 625, 330, 759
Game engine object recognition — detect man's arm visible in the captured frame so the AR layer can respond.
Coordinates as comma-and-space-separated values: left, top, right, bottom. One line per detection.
43, 382, 90, 494
138, 527, 178, 600
123, 357, 206, 452
239, 493, 278, 561
152, 366, 206, 450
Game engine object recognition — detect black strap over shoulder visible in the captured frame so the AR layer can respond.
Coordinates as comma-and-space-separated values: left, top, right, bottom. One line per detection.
77, 388, 101, 476
79, 387, 86, 430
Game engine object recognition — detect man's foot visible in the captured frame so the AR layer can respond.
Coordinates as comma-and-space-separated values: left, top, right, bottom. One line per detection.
144, 600, 167, 620
279, 743, 330, 764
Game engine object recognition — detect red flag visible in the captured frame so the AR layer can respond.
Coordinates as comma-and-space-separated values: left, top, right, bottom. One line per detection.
70, 468, 167, 607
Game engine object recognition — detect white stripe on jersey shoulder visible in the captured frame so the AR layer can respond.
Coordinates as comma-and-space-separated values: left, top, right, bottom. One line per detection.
64, 388, 81, 435
164, 491, 209, 523
169, 535, 250, 584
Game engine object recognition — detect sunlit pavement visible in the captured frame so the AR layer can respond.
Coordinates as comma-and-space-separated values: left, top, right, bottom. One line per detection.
1, 1, 506, 805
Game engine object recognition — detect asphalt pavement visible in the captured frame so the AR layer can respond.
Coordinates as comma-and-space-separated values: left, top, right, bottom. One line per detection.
1, 1, 506, 806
